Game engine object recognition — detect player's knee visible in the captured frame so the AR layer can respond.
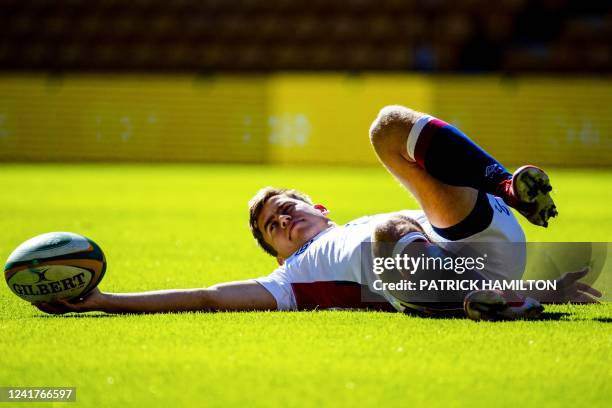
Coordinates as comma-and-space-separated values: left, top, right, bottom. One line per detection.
372, 215, 427, 259
369, 105, 419, 153
373, 214, 425, 243
373, 220, 402, 243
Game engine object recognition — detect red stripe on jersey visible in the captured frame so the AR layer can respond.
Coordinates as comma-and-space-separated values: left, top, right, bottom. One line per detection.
291, 281, 396, 311
414, 118, 448, 167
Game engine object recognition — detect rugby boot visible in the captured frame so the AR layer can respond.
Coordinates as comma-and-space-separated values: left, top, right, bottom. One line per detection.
464, 289, 544, 321
496, 165, 558, 227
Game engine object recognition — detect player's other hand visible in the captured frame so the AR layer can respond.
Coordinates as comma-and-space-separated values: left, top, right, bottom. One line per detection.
550, 268, 602, 304
32, 287, 105, 315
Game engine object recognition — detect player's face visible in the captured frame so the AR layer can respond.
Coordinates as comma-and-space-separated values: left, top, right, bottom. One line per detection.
258, 195, 332, 260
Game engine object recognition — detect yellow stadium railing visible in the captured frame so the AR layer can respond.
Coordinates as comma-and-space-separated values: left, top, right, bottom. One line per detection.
0, 74, 610, 166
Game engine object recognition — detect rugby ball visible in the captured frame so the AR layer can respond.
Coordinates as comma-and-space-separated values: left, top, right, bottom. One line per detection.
4, 232, 106, 303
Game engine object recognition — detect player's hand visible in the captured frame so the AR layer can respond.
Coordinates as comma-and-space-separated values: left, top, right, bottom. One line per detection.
550, 268, 602, 304
32, 288, 105, 315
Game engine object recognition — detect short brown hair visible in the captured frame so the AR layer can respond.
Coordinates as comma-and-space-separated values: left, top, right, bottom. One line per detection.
248, 187, 313, 256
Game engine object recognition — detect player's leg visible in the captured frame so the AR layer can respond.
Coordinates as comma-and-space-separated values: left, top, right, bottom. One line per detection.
369, 106, 479, 229
369, 105, 557, 227
370, 215, 543, 320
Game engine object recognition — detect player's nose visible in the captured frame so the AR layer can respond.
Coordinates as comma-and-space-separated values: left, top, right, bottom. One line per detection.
279, 214, 291, 229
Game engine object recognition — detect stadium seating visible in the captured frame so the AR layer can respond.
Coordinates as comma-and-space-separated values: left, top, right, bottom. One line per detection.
0, 0, 609, 72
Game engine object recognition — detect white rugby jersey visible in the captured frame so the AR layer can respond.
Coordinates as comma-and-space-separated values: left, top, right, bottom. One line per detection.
256, 195, 525, 311
256, 212, 424, 311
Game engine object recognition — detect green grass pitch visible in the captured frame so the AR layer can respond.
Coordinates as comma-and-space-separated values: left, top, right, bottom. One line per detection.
0, 164, 610, 407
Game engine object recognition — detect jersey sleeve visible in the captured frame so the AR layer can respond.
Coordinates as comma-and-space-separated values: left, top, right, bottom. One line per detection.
255, 266, 297, 311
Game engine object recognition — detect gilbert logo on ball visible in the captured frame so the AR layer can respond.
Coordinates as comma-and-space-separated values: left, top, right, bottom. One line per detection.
4, 232, 106, 303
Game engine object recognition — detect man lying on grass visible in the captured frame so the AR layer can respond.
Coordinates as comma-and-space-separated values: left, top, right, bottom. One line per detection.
34, 105, 601, 320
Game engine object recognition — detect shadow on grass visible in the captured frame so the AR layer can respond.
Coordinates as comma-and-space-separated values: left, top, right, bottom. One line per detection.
34, 313, 119, 319
402, 310, 575, 321
535, 312, 570, 321
31, 310, 611, 322
403, 310, 465, 320
417, 312, 612, 322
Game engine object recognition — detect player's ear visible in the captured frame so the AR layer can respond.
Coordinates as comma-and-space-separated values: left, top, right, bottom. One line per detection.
314, 204, 329, 215
276, 256, 285, 266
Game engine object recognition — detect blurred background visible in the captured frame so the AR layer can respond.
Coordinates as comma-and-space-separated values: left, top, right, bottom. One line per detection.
0, 0, 610, 166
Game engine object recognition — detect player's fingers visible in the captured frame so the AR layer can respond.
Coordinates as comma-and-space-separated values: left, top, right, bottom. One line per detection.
32, 301, 51, 312
576, 282, 602, 298
55, 299, 80, 311
67, 288, 100, 304
572, 292, 599, 304
564, 267, 590, 282
32, 302, 65, 315
43, 299, 79, 313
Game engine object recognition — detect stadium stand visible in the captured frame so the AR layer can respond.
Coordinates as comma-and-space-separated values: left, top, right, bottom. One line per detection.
0, 0, 610, 72
0, 0, 610, 165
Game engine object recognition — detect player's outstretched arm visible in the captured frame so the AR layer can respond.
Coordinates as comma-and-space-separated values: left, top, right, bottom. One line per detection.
519, 268, 602, 304
32, 280, 277, 315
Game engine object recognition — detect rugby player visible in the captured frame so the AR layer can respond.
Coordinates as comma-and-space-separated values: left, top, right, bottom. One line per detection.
34, 106, 599, 320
